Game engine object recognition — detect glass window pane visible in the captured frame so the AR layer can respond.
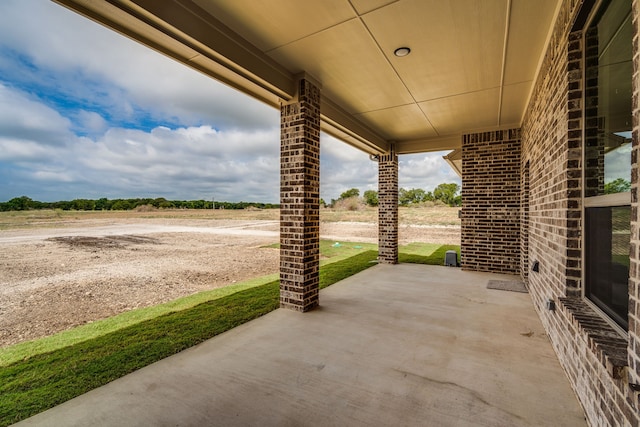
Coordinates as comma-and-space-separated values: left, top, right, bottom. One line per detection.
585, 206, 629, 329
584, 0, 632, 197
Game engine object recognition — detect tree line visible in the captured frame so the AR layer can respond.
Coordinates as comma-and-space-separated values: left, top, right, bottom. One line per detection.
2, 182, 461, 212
0, 196, 279, 212
326, 182, 461, 208
325, 178, 628, 208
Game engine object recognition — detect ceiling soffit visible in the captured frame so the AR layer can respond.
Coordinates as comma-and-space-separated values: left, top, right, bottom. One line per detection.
192, 0, 357, 52
362, 0, 505, 102
53, 0, 562, 155
267, 18, 415, 114
355, 104, 438, 141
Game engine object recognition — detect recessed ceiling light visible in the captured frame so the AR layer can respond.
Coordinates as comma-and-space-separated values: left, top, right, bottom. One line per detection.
394, 47, 411, 57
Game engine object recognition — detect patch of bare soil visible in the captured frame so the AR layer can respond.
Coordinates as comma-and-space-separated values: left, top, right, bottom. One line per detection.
0, 229, 279, 347
0, 216, 459, 348
320, 222, 460, 245
47, 235, 161, 249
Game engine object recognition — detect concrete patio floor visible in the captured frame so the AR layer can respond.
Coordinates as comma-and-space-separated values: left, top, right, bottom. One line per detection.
16, 264, 586, 426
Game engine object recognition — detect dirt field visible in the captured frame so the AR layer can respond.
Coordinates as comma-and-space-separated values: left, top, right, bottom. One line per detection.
0, 208, 460, 347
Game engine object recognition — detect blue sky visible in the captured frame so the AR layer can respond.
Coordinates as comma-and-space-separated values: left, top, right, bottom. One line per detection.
0, 0, 460, 203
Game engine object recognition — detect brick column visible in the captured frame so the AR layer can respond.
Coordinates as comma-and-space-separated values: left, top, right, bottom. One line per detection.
378, 145, 398, 264
280, 77, 321, 312
461, 129, 521, 274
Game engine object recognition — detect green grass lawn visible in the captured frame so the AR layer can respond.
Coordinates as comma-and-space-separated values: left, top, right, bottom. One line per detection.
0, 242, 459, 426
399, 243, 459, 265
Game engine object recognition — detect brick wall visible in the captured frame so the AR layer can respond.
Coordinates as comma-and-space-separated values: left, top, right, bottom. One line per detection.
521, 0, 640, 424
279, 78, 321, 312
461, 129, 521, 274
522, 21, 581, 303
584, 26, 605, 198
378, 146, 398, 264
629, 0, 640, 410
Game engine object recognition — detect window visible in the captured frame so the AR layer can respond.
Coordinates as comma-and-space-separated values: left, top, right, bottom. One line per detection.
585, 206, 630, 328
583, 0, 632, 331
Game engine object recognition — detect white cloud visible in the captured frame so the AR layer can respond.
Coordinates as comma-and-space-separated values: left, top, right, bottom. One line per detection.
319, 135, 460, 201
605, 143, 632, 183
0, 0, 460, 203
73, 110, 108, 135
400, 152, 461, 191
32, 169, 75, 183
0, 80, 281, 201
0, 139, 56, 162
0, 0, 279, 131
0, 83, 73, 147
69, 125, 281, 201
320, 135, 378, 201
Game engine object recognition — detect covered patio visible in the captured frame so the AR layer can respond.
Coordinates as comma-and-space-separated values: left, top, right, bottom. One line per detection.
42, 1, 640, 424
16, 264, 585, 426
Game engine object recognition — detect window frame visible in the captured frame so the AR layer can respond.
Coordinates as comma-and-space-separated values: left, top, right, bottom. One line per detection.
580, 0, 632, 336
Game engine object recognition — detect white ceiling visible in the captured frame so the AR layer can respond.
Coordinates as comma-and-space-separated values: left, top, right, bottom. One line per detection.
54, 0, 561, 155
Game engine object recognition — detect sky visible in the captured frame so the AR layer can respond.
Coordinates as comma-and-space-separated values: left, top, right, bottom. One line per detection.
0, 0, 460, 204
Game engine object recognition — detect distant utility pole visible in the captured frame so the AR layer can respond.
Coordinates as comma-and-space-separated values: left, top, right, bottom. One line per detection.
212, 197, 215, 210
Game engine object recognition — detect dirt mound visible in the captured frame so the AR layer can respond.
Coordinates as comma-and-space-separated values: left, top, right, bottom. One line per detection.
47, 235, 159, 249
133, 204, 158, 212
